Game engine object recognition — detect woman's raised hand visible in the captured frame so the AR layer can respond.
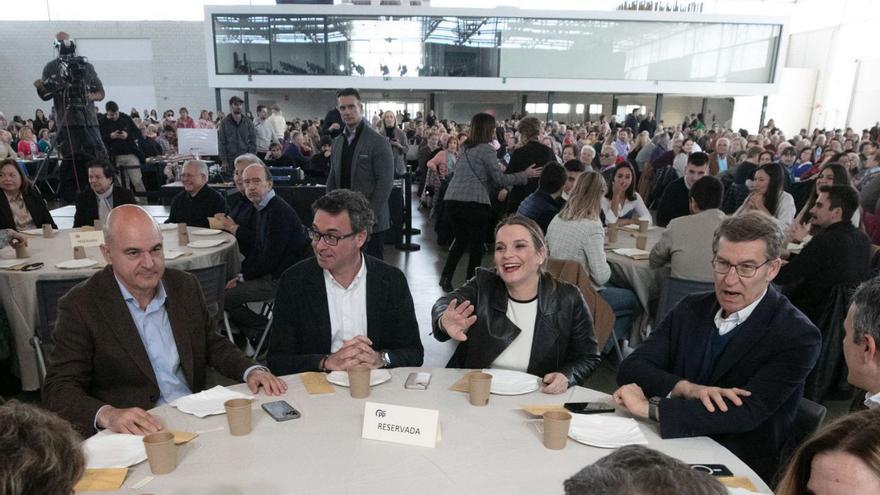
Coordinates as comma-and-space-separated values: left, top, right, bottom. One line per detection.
440, 298, 477, 341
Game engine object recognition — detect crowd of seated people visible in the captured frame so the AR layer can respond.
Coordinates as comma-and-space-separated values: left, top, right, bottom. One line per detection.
5, 97, 880, 494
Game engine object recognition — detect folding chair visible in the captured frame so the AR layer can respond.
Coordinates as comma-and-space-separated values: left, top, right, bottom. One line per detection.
32, 276, 89, 385
186, 264, 234, 342
251, 300, 275, 359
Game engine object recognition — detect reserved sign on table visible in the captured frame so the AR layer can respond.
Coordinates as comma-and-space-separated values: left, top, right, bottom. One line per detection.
70, 231, 105, 248
362, 402, 440, 448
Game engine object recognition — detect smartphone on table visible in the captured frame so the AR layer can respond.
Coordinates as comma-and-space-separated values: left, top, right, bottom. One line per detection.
261, 400, 301, 421
563, 402, 616, 414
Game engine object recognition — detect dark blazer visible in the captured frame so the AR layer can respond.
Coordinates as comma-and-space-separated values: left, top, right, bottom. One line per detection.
432, 269, 600, 386
43, 267, 256, 436
72, 186, 137, 227
165, 184, 226, 228
227, 191, 256, 256
241, 194, 307, 281
327, 121, 394, 232
776, 221, 871, 323
617, 287, 821, 483
505, 140, 556, 214
655, 177, 689, 227
267, 256, 424, 375
0, 187, 56, 230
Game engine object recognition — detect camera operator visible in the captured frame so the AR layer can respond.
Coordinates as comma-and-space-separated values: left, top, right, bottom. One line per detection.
33, 31, 107, 202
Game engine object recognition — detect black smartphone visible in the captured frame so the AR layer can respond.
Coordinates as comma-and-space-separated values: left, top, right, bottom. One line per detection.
564, 402, 615, 414
689, 464, 734, 477
261, 400, 301, 422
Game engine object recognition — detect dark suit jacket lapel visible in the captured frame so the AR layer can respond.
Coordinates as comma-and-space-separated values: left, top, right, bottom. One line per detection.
330, 136, 343, 186
708, 289, 777, 383
163, 276, 194, 388
365, 257, 388, 343
304, 260, 333, 350
684, 301, 717, 381
95, 268, 158, 386
350, 124, 368, 185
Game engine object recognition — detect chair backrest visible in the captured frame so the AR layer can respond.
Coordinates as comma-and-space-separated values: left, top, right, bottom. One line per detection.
35, 277, 89, 342
793, 397, 827, 450
186, 264, 227, 319
545, 258, 615, 352
656, 277, 715, 324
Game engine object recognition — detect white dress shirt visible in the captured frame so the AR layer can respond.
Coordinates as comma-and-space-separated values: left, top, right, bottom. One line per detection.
713, 288, 768, 336
865, 391, 880, 409
325, 255, 368, 352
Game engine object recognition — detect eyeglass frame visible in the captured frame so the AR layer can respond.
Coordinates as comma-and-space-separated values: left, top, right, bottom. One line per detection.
711, 257, 772, 278
307, 226, 358, 246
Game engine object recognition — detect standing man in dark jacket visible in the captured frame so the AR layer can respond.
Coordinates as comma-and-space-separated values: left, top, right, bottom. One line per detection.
100, 101, 145, 196
326, 88, 394, 260
504, 116, 556, 214
218, 96, 256, 173
225, 163, 307, 347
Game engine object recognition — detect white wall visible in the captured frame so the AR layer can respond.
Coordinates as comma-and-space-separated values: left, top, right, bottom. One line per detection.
765, 67, 818, 135
731, 96, 764, 134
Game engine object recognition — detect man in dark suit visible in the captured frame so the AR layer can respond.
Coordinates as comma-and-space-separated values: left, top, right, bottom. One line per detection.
326, 88, 394, 260
220, 154, 262, 257
613, 211, 821, 483
655, 152, 710, 227
268, 189, 423, 375
44, 205, 285, 436
73, 160, 136, 228
165, 159, 226, 228
776, 184, 871, 323
224, 163, 308, 347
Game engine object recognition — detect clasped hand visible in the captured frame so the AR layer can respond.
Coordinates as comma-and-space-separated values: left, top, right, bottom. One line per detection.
324, 335, 382, 370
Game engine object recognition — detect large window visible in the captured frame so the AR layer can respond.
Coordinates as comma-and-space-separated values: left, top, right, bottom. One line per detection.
212, 14, 782, 84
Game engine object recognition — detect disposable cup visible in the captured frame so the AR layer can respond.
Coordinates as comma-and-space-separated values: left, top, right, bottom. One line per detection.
468, 372, 493, 406
348, 366, 371, 398
143, 432, 177, 474
542, 410, 572, 450
224, 398, 253, 436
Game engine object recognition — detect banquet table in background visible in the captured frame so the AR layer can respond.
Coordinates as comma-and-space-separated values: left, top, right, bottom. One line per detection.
79, 368, 770, 495
50, 205, 171, 230
605, 226, 668, 341
0, 227, 240, 392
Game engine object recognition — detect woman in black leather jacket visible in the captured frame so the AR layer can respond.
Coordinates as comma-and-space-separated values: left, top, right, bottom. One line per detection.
432, 215, 600, 393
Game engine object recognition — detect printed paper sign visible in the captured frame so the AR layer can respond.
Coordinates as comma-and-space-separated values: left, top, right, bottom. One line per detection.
70, 231, 105, 248
362, 401, 440, 448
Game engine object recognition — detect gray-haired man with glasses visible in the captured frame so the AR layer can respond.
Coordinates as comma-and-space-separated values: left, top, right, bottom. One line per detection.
267, 189, 423, 375
613, 211, 821, 483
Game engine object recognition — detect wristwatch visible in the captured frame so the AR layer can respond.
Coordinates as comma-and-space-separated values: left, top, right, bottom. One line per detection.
648, 396, 662, 422
381, 351, 392, 368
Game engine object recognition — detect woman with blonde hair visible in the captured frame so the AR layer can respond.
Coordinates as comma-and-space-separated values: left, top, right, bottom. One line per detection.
546, 172, 642, 354
433, 215, 599, 392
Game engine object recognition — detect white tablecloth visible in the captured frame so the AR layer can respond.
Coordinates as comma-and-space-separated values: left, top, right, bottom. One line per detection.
0, 227, 240, 391
80, 368, 770, 494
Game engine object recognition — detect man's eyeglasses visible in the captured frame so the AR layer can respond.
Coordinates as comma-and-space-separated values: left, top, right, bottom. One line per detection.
712, 258, 771, 278
307, 227, 357, 246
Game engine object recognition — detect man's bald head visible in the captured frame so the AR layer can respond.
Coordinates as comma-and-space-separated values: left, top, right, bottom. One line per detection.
103, 205, 160, 248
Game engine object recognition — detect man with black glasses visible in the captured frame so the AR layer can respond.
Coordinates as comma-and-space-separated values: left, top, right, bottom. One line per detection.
613, 212, 820, 483
267, 189, 423, 375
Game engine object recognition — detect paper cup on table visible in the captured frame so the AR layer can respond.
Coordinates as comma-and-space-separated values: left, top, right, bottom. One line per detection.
42, 223, 54, 238
638, 219, 650, 234
468, 372, 493, 407
14, 242, 29, 259
348, 366, 371, 398
73, 246, 86, 260
93, 219, 103, 230
542, 410, 572, 450
224, 398, 253, 436
635, 234, 648, 250
176, 223, 188, 234
207, 217, 223, 230
607, 224, 618, 243
143, 431, 177, 474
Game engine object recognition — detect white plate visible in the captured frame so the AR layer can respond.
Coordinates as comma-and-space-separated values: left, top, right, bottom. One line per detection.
326, 369, 392, 387
164, 249, 185, 260
55, 259, 98, 269
191, 228, 223, 236
159, 223, 178, 231
82, 433, 147, 469
172, 385, 254, 418
187, 239, 225, 248
21, 228, 56, 236
483, 369, 541, 395
567, 414, 649, 449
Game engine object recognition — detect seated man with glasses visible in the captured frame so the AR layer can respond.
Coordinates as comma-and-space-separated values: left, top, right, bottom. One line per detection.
165, 160, 226, 228
267, 189, 423, 375
223, 163, 307, 349
612, 211, 821, 483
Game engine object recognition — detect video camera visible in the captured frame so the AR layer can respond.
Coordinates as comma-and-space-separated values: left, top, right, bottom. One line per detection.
41, 37, 91, 111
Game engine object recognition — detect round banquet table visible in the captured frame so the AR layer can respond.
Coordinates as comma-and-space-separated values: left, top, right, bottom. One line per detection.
0, 226, 240, 392
82, 368, 770, 494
